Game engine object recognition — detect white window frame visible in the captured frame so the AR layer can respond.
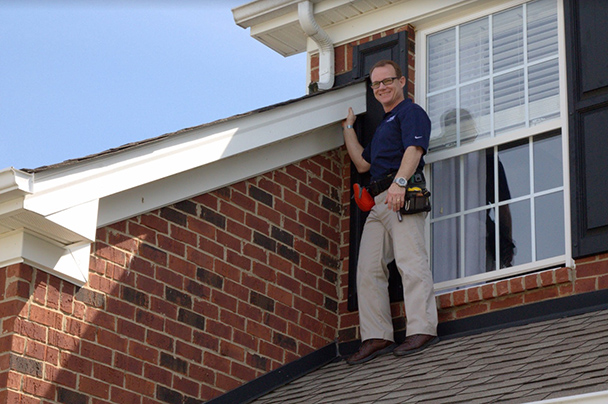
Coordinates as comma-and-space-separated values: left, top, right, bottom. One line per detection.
415, 0, 572, 292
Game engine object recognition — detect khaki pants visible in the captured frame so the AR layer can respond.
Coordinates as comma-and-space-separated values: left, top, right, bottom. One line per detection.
357, 190, 438, 342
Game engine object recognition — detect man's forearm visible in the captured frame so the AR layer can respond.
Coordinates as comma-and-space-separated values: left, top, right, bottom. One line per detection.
343, 127, 370, 173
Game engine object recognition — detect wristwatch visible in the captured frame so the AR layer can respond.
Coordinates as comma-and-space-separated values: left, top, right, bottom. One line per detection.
393, 177, 408, 188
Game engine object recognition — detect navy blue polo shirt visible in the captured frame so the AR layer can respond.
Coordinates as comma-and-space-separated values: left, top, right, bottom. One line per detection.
362, 99, 431, 182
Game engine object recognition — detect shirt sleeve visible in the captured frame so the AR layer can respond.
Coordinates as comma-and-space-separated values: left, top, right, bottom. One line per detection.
362, 144, 371, 164
401, 103, 431, 154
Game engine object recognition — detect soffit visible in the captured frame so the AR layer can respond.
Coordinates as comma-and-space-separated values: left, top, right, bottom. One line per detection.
233, 0, 406, 56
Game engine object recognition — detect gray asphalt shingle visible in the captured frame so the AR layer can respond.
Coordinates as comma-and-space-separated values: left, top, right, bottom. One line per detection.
252, 308, 608, 403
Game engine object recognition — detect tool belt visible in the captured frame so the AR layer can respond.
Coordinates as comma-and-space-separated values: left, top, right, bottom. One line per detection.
356, 170, 431, 214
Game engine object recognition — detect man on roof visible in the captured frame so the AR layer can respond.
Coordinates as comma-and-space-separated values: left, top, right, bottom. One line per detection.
343, 59, 438, 365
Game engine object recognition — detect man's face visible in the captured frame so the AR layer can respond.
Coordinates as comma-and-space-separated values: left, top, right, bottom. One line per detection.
370, 65, 406, 111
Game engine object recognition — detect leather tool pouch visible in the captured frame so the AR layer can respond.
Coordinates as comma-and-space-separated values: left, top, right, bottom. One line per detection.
400, 188, 431, 215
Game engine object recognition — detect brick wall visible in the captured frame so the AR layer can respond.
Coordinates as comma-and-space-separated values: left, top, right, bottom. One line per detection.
0, 149, 347, 403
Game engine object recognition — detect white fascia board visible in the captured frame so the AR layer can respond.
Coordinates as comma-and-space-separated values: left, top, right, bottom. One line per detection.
33, 81, 365, 227
0, 230, 89, 286
233, 0, 299, 28
98, 122, 346, 227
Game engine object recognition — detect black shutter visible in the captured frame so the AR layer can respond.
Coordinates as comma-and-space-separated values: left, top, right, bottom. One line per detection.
565, 0, 608, 258
337, 31, 408, 311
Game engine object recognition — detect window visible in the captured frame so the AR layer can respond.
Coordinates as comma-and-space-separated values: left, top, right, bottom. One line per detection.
421, 0, 566, 289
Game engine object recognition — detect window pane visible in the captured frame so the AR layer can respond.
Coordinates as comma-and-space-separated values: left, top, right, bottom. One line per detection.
494, 69, 526, 135
460, 81, 491, 141
428, 90, 456, 149
432, 218, 459, 283
464, 210, 491, 276
502, 200, 530, 267
498, 140, 529, 200
463, 150, 488, 210
534, 134, 562, 192
431, 157, 460, 218
493, 6, 524, 72
535, 192, 564, 260
460, 17, 489, 83
527, 0, 558, 62
428, 28, 456, 92
529, 58, 560, 124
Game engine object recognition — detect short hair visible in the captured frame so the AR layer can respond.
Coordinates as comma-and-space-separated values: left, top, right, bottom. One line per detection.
369, 60, 403, 78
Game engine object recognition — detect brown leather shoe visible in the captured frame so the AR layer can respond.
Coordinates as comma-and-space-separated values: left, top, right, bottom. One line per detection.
346, 339, 396, 365
393, 334, 439, 356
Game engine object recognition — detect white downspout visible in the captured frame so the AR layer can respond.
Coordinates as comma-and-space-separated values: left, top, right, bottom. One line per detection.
298, 1, 334, 91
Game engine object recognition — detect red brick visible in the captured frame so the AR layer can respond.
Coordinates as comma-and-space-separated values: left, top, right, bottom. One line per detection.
220, 340, 245, 362
129, 341, 158, 363
114, 352, 143, 375
81, 341, 112, 365
599, 274, 608, 290
97, 329, 127, 352
436, 293, 452, 309
95, 242, 127, 266
243, 242, 268, 264
220, 309, 245, 331
574, 278, 597, 293
144, 363, 171, 386
555, 267, 571, 284
107, 231, 139, 253
509, 277, 524, 293
146, 330, 174, 351
489, 295, 524, 311
23, 376, 56, 399
193, 192, 218, 209
204, 352, 231, 374
452, 290, 466, 306
45, 364, 77, 389
199, 237, 225, 260
170, 224, 198, 247
540, 270, 555, 287
246, 321, 272, 342
577, 260, 608, 278
233, 330, 257, 351
257, 204, 281, 226
125, 373, 154, 396
524, 287, 559, 304
111, 386, 142, 404
139, 213, 168, 234
86, 307, 116, 331
524, 274, 540, 290
187, 216, 216, 239
168, 255, 196, 278
173, 375, 199, 397
216, 372, 241, 393
94, 363, 124, 386
480, 284, 495, 300
225, 218, 251, 242
237, 302, 262, 323
283, 188, 307, 211
48, 329, 79, 352
455, 303, 489, 319
60, 352, 92, 375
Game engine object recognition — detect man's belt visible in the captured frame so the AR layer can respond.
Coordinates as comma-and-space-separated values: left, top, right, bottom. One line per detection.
367, 170, 426, 197
368, 173, 396, 197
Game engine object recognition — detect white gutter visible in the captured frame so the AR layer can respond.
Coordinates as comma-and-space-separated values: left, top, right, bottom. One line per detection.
298, 1, 334, 90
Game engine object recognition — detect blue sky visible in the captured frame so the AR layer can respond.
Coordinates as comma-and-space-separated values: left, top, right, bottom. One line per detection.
1, 1, 306, 170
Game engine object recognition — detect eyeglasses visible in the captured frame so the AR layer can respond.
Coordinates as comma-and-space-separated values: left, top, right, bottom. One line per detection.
370, 77, 399, 89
